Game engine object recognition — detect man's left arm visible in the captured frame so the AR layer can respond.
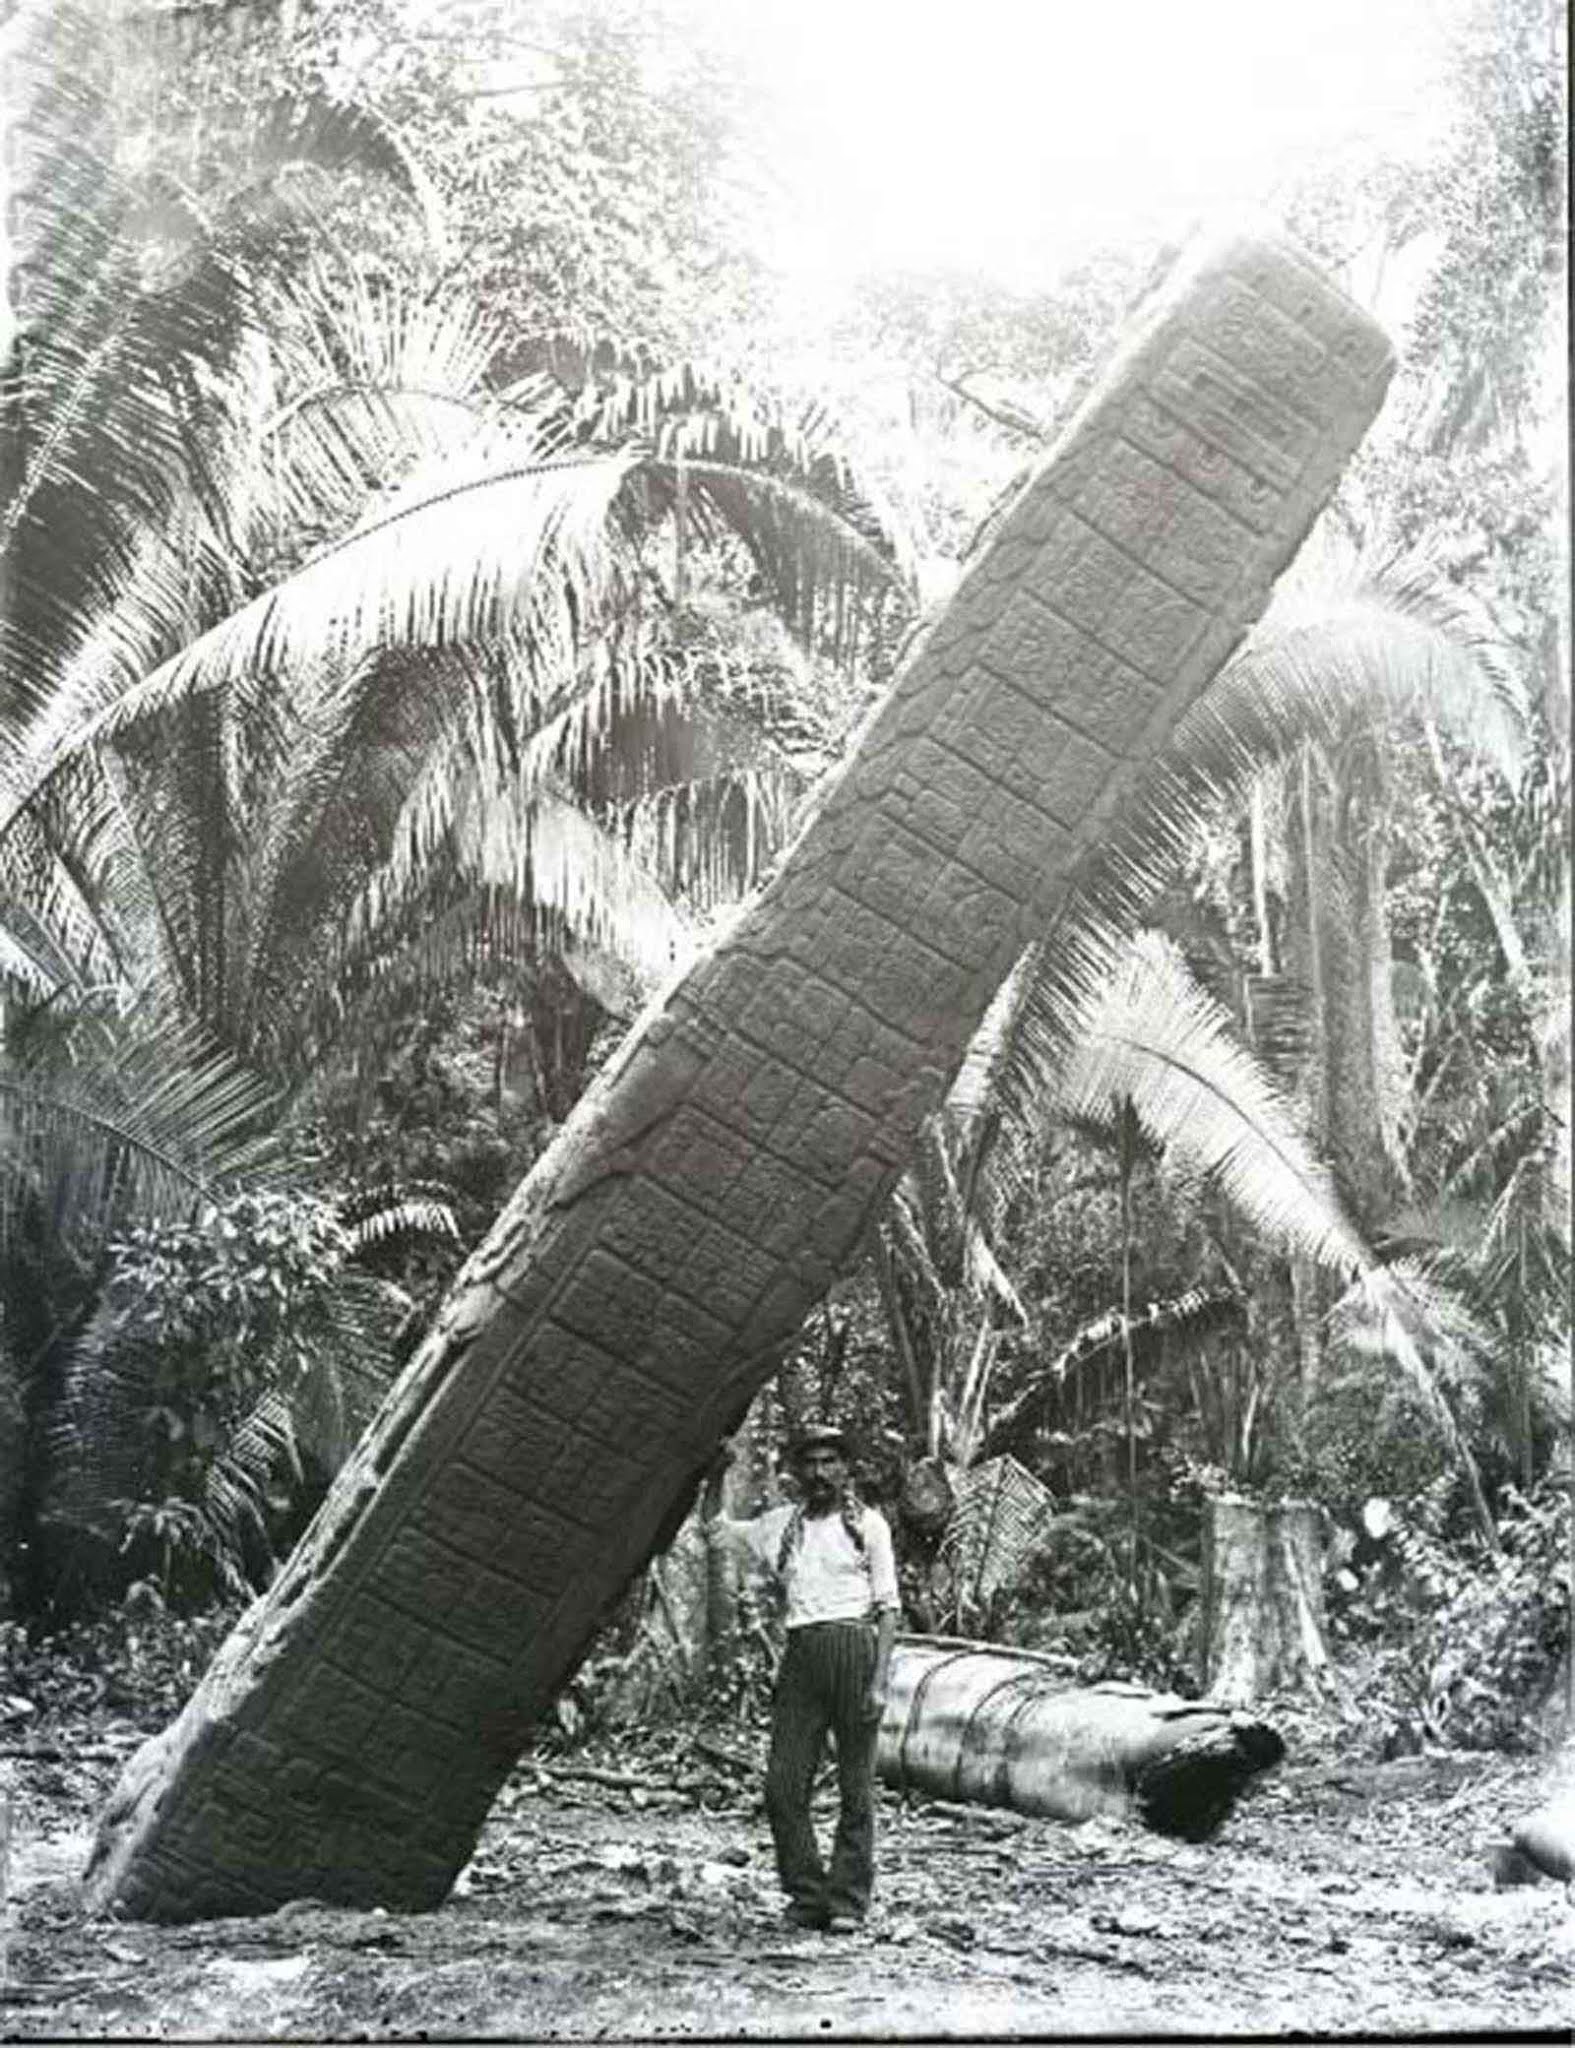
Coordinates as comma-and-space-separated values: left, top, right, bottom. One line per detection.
865, 1514, 901, 1722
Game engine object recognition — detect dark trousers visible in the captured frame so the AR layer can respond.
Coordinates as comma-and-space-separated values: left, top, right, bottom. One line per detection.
764, 1619, 879, 1919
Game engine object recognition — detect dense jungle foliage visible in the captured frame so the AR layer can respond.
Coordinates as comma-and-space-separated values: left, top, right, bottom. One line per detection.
0, 0, 1566, 1761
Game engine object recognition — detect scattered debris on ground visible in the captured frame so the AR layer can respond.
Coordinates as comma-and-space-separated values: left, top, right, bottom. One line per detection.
2, 1676, 1571, 2038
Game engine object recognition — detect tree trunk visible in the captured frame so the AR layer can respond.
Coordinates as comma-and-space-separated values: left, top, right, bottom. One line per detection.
0, 1364, 23, 1622
83, 238, 1394, 1925
879, 1636, 1283, 1839
1199, 1493, 1330, 1702
700, 1419, 774, 1658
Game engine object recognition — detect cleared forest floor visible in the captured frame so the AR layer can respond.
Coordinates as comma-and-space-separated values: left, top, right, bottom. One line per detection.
4, 1687, 1573, 2041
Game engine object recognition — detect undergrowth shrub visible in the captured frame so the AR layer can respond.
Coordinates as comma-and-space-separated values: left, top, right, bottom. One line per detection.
0, 1596, 245, 1725
1332, 1472, 1570, 1754
994, 1483, 1202, 1693
40, 1186, 424, 1620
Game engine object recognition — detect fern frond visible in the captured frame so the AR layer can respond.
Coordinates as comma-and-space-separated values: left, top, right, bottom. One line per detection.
344, 1197, 460, 1255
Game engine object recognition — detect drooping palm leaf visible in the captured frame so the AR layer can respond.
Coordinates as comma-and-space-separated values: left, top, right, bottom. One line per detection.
249, 256, 514, 552
574, 355, 917, 638
0, 1009, 281, 1263
1057, 931, 1370, 1273
2, 5, 445, 737
981, 1284, 1246, 1461
954, 532, 1522, 1238
1055, 537, 1522, 953
959, 925, 1501, 1531
345, 765, 694, 992
0, 438, 903, 847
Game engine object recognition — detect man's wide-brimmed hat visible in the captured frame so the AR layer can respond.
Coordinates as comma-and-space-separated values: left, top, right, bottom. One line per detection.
787, 1423, 848, 1461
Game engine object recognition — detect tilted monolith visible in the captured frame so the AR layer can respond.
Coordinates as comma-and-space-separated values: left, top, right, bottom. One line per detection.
87, 237, 1393, 1921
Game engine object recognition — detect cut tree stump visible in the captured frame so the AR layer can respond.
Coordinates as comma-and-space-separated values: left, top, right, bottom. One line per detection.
881, 1637, 1284, 1839
1200, 1494, 1331, 1701
84, 236, 1393, 1923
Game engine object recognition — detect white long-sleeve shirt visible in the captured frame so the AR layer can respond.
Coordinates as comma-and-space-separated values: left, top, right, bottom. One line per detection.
737, 1504, 900, 1630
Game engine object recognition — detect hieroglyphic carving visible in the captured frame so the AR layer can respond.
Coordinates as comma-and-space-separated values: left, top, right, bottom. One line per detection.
86, 238, 1392, 1922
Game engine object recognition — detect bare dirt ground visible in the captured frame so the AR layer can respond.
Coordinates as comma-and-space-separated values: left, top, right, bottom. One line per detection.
4, 1694, 1573, 2043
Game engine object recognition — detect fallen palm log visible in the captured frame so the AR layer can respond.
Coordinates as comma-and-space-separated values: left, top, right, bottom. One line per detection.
1511, 1792, 1575, 1881
879, 1637, 1284, 1840
86, 236, 1391, 1924
1505, 1726, 1575, 1881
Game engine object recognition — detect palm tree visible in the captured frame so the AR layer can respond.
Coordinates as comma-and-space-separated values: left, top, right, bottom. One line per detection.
872, 1101, 1028, 1471
1, 304, 907, 1054
993, 547, 1523, 1413
863, 532, 1535, 1688
0, 2, 913, 1620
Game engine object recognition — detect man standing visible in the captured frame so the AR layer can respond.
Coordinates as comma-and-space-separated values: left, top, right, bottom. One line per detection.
712, 1424, 901, 1932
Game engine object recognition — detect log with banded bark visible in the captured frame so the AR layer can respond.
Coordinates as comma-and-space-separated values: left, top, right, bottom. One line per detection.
1509, 1737, 1575, 1882
880, 1637, 1284, 1839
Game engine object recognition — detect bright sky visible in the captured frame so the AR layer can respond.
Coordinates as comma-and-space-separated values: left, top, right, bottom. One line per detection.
692, 0, 1463, 290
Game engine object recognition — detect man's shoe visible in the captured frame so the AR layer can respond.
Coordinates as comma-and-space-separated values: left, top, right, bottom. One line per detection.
784, 1901, 829, 1930
824, 1911, 865, 1935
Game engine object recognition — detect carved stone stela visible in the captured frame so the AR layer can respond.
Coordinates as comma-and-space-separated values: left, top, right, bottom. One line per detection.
87, 238, 1393, 1921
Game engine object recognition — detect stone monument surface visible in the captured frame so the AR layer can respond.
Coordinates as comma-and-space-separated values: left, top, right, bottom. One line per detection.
86, 237, 1394, 1921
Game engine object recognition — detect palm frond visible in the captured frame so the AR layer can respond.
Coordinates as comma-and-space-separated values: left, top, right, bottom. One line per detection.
1, 439, 904, 851
942, 1453, 1055, 1613
226, 93, 446, 255
1439, 1101, 1559, 1205
1057, 539, 1524, 954
1243, 534, 1525, 779
348, 765, 695, 991
984, 927, 1499, 1527
0, 909, 73, 999
981, 1284, 1245, 1461
948, 956, 1037, 1124
249, 256, 515, 549
41, 1292, 157, 1560
0, 774, 145, 996
1469, 1152, 1572, 1331
202, 1382, 293, 1585
575, 356, 917, 597
2, 11, 448, 729
280, 889, 569, 1090
0, 1010, 281, 1261
1057, 931, 1369, 1274
1324, 1257, 1498, 1540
